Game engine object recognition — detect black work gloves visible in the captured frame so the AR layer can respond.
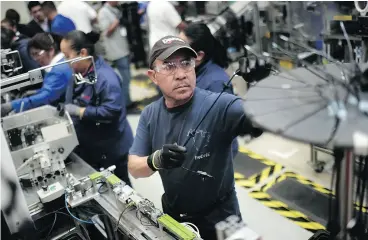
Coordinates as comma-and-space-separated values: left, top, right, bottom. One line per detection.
147, 144, 187, 171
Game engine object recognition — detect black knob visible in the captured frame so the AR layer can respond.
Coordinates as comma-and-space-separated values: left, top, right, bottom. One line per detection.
58, 147, 64, 154
42, 186, 48, 192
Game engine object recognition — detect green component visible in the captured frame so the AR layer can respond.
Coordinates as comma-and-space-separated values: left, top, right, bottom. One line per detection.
157, 214, 197, 240
106, 174, 121, 186
89, 172, 102, 181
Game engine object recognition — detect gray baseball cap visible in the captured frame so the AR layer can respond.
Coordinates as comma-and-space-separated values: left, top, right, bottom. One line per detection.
148, 35, 197, 69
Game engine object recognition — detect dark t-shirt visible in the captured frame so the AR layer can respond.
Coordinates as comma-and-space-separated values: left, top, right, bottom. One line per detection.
129, 88, 253, 214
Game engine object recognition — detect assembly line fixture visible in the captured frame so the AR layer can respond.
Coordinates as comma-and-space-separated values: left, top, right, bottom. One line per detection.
242, 23, 368, 240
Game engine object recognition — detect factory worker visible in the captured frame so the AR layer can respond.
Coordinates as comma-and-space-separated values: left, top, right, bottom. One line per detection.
1, 33, 72, 117
179, 23, 239, 158
41, 1, 76, 37
60, 30, 134, 186
128, 36, 262, 239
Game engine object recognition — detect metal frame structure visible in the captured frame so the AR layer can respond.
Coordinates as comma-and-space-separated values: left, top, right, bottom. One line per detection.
1, 49, 23, 74
1, 56, 97, 95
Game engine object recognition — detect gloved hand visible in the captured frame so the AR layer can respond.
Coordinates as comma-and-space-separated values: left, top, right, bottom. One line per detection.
64, 104, 83, 118
1, 102, 13, 117
147, 144, 187, 171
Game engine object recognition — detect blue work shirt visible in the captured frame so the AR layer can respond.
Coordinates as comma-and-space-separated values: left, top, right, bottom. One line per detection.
72, 57, 133, 168
11, 56, 72, 112
51, 14, 76, 36
196, 60, 239, 157
129, 88, 255, 220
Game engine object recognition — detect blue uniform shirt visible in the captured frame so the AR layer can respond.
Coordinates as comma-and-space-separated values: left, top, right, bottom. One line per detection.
51, 14, 76, 36
11, 57, 72, 112
129, 88, 254, 217
72, 57, 133, 167
196, 60, 239, 157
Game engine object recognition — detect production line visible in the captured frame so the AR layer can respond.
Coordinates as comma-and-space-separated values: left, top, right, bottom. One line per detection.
1, 1, 368, 240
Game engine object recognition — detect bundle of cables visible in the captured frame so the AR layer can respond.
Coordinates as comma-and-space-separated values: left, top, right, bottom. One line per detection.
64, 193, 94, 225
181, 222, 201, 238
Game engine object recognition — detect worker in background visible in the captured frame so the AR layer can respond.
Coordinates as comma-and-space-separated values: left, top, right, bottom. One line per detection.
60, 30, 134, 186
5, 9, 33, 38
1, 33, 72, 117
1, 18, 28, 43
98, 1, 138, 113
1, 18, 39, 73
58, 1, 98, 34
128, 36, 262, 239
146, 1, 187, 49
179, 23, 239, 158
41, 1, 76, 37
146, 1, 188, 97
27, 1, 49, 37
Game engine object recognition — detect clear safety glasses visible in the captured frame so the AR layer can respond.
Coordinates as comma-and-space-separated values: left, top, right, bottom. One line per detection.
154, 58, 195, 75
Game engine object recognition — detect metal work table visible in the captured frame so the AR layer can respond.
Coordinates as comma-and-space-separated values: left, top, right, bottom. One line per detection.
25, 153, 174, 239
95, 193, 172, 240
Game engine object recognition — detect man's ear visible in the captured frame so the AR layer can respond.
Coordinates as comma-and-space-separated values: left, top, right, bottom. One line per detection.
196, 51, 205, 62
147, 70, 158, 85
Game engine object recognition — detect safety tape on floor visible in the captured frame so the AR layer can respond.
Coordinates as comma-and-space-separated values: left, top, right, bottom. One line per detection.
248, 191, 326, 233
260, 171, 368, 213
235, 147, 285, 189
235, 150, 367, 232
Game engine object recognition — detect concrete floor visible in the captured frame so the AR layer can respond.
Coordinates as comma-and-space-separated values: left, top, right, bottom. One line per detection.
126, 67, 335, 240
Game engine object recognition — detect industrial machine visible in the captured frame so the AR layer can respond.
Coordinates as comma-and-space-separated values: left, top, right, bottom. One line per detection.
242, 7, 368, 238
1, 49, 23, 77
2, 105, 78, 187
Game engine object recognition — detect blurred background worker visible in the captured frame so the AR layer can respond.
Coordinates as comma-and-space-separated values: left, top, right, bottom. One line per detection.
146, 1, 188, 97
146, 1, 187, 49
179, 23, 239, 157
1, 33, 72, 117
27, 1, 49, 37
98, 1, 136, 112
41, 1, 76, 36
60, 30, 134, 186
58, 0, 98, 34
5, 8, 33, 38
1, 18, 39, 73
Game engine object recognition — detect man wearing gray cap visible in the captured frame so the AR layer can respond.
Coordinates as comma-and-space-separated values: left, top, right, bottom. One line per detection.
128, 36, 262, 239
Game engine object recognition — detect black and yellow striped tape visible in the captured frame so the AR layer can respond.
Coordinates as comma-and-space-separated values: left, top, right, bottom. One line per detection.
235, 147, 285, 189
270, 171, 368, 213
249, 191, 325, 233
256, 171, 367, 232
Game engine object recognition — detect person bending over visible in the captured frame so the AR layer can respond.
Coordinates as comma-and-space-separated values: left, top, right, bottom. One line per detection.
1, 33, 72, 116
